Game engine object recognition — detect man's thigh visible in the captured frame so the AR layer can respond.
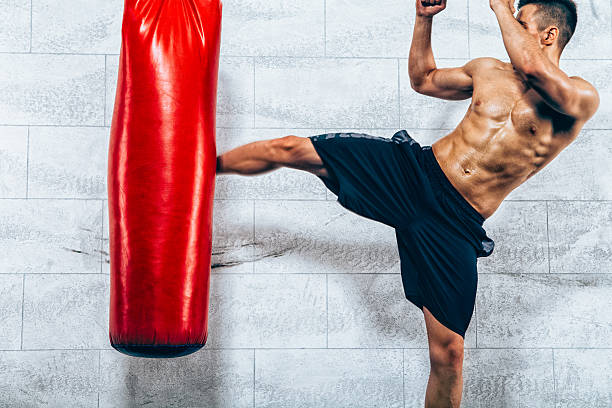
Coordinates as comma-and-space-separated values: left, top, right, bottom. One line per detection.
423, 306, 465, 347
276, 135, 331, 178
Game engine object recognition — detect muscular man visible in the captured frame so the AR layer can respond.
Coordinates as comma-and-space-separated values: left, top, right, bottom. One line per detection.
216, 0, 599, 406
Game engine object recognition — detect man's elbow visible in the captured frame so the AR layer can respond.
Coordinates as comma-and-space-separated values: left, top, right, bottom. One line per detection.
410, 80, 424, 93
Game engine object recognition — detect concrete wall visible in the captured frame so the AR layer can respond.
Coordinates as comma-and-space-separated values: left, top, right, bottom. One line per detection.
0, 0, 610, 406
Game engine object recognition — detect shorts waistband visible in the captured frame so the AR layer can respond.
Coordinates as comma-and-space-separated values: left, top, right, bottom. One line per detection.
421, 146, 485, 225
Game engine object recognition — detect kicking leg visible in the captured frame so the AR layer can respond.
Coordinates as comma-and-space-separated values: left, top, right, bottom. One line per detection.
423, 306, 465, 408
216, 135, 330, 178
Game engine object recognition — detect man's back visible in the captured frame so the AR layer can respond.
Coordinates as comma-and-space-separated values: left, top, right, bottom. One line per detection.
430, 56, 595, 219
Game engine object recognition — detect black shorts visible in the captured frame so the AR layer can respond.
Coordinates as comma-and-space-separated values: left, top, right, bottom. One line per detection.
308, 130, 495, 338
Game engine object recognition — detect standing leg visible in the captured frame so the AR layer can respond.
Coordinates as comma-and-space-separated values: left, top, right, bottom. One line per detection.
216, 135, 330, 178
423, 306, 465, 408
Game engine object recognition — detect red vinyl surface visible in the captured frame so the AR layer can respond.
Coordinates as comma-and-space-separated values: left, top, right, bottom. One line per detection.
108, 0, 222, 357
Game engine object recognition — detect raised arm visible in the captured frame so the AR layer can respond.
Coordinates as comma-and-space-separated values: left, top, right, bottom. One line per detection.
409, 0, 474, 100
490, 0, 600, 120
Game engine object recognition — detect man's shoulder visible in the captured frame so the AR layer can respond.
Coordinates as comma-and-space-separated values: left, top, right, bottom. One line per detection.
463, 57, 504, 74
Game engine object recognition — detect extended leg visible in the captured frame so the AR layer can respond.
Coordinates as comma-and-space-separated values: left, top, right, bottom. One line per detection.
423, 306, 465, 408
216, 135, 330, 178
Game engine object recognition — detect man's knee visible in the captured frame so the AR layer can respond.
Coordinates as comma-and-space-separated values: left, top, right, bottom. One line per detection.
429, 339, 464, 375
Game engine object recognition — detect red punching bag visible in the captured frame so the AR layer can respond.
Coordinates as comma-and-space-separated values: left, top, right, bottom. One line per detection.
108, 0, 222, 358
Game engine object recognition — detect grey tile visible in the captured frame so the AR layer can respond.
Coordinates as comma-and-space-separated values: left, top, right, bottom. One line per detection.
0, 126, 28, 198
0, 350, 98, 407
217, 56, 256, 127
462, 348, 555, 407
253, 200, 399, 275
506, 130, 612, 200
215, 128, 326, 200
28, 126, 109, 199
327, 274, 430, 348
468, 1, 514, 61
555, 349, 612, 408
0, 54, 105, 126
207, 273, 326, 348
478, 201, 548, 274
326, 0, 468, 58
549, 201, 612, 274
399, 59, 473, 129
31, 0, 123, 53
211, 199, 254, 274
99, 349, 254, 408
477, 274, 612, 347
255, 57, 399, 128
105, 54, 118, 127
559, 60, 612, 130
22, 274, 110, 349
220, 0, 324, 57
402, 349, 430, 408
559, 0, 612, 59
255, 349, 404, 408
0, 0, 30, 52
402, 128, 452, 146
0, 199, 103, 274
0, 275, 23, 350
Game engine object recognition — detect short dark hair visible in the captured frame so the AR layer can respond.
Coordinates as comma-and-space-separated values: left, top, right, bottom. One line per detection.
517, 0, 578, 51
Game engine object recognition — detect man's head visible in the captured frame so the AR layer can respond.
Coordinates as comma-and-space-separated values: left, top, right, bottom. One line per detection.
516, 0, 577, 54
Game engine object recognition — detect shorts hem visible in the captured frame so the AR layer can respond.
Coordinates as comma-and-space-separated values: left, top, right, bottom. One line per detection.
405, 293, 467, 339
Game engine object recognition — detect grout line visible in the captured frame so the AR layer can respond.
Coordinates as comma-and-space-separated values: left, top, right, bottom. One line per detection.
475, 299, 478, 348
397, 59, 401, 128
29, 0, 32, 52
253, 57, 256, 128
466, 0, 470, 59
552, 348, 557, 406
4, 270, 611, 276
20, 274, 25, 350
1, 50, 612, 61
546, 201, 551, 274
97, 349, 101, 408
323, 0, 326, 57
104, 56, 107, 126
100, 200, 105, 274
253, 349, 256, 408
3, 197, 612, 204
326, 274, 329, 348
0, 197, 109, 201
25, 127, 30, 199
402, 350, 406, 408
2, 346, 612, 352
3, 124, 612, 132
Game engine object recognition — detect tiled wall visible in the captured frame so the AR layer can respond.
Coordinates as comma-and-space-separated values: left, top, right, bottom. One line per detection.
0, 0, 610, 407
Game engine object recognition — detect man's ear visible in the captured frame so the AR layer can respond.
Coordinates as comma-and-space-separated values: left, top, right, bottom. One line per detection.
542, 26, 559, 45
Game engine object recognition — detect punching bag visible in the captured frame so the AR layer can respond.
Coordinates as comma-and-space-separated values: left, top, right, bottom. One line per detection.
108, 0, 222, 358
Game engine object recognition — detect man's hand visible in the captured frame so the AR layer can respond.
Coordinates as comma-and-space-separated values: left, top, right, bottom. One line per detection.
416, 0, 447, 17
490, 0, 516, 14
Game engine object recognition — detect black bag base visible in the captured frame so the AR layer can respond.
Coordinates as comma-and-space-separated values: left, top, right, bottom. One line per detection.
112, 343, 204, 358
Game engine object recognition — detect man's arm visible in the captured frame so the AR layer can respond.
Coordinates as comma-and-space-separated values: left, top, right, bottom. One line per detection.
409, 0, 474, 100
491, 1, 600, 120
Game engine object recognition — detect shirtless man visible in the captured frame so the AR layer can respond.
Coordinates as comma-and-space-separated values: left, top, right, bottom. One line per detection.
215, 0, 599, 406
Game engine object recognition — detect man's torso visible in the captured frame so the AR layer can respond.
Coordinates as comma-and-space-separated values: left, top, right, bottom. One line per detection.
431, 57, 588, 219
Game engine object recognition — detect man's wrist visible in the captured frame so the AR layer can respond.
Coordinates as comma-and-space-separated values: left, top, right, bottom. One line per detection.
415, 14, 434, 21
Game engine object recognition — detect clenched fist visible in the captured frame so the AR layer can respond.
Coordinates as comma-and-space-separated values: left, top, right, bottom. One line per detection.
416, 0, 447, 17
